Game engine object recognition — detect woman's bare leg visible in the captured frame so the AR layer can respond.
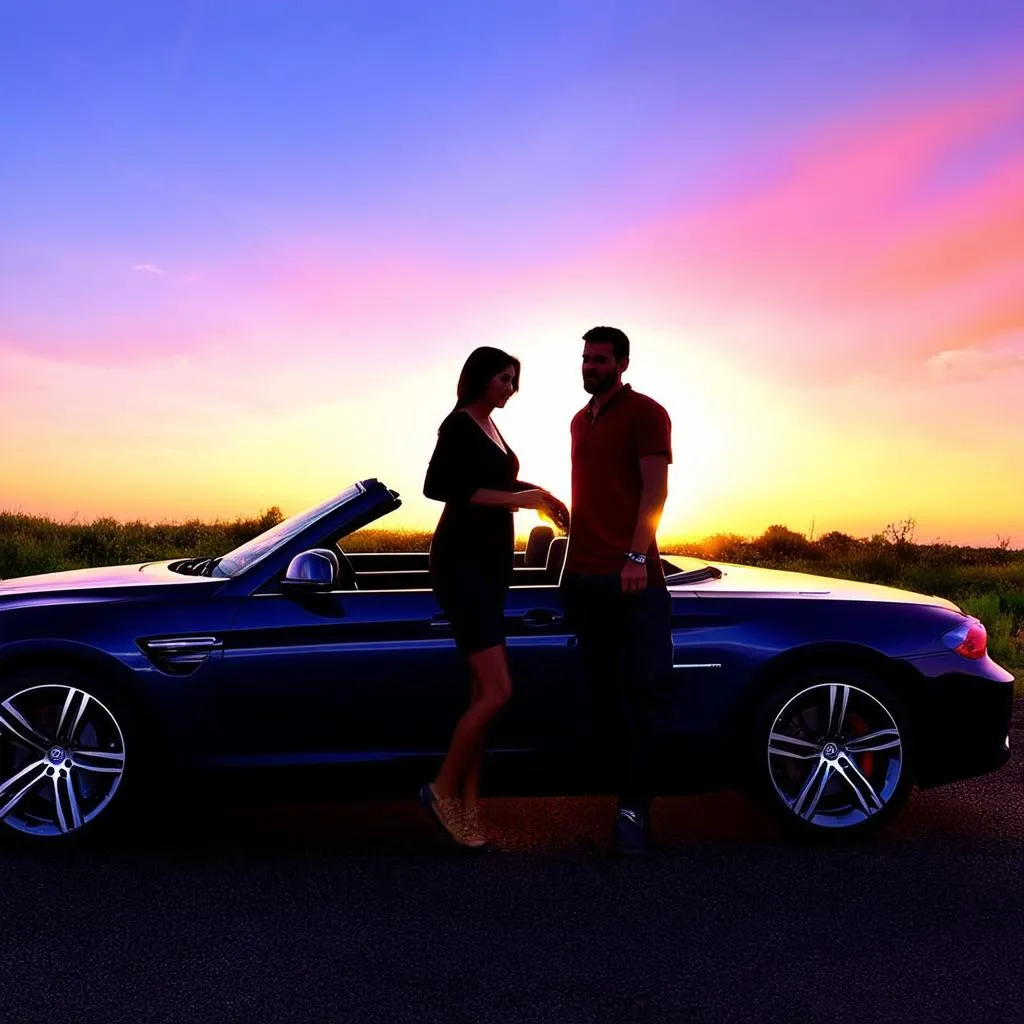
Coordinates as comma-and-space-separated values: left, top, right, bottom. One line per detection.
462, 653, 505, 808
433, 645, 511, 800
462, 668, 483, 807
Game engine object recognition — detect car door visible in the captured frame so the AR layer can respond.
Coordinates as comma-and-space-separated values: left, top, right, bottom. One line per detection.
212, 583, 467, 768
496, 581, 738, 793
487, 581, 585, 787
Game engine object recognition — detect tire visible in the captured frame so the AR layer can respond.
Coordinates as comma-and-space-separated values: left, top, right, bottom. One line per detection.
0, 664, 145, 849
748, 666, 916, 839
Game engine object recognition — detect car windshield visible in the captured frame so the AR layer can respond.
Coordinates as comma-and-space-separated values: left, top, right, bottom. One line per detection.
213, 484, 363, 578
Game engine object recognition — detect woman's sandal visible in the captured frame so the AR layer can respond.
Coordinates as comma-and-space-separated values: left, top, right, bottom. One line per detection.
461, 803, 490, 849
418, 783, 487, 849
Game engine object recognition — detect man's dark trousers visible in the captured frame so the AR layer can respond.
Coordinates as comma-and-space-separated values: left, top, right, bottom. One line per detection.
560, 572, 673, 812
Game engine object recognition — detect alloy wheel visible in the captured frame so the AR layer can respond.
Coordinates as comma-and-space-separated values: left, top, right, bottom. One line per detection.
766, 681, 904, 829
0, 684, 126, 838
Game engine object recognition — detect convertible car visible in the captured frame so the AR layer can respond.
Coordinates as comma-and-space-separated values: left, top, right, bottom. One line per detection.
0, 479, 1014, 847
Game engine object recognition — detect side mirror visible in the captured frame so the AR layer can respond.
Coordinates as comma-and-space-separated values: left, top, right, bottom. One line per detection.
281, 549, 338, 592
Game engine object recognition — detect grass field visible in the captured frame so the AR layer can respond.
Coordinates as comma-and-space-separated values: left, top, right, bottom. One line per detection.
2, 509, 1022, 690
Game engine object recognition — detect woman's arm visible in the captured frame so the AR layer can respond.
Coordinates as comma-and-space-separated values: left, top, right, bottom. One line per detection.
469, 487, 547, 510
424, 415, 478, 504
510, 480, 569, 528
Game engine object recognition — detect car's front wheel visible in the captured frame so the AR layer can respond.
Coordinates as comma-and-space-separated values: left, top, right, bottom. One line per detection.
0, 665, 138, 847
751, 667, 915, 838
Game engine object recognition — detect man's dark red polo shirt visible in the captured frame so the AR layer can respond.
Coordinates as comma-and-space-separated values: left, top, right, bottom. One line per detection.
565, 384, 673, 584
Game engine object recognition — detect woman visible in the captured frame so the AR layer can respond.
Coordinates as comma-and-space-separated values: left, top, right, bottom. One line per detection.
420, 347, 569, 849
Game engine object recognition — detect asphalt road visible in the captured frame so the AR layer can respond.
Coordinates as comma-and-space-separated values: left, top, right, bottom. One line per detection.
2, 703, 1022, 1024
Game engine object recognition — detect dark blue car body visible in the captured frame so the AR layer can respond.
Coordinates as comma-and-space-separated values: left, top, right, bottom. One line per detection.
0, 480, 1014, 839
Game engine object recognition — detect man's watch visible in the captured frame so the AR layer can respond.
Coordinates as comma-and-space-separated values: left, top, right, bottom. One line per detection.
625, 551, 648, 565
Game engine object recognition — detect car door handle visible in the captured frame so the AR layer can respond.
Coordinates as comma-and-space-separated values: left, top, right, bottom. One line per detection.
521, 609, 565, 628
430, 616, 451, 631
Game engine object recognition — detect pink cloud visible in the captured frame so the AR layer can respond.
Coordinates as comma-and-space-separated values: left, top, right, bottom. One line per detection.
927, 329, 1024, 381
615, 75, 1023, 284
562, 70, 1024, 383
854, 156, 1024, 303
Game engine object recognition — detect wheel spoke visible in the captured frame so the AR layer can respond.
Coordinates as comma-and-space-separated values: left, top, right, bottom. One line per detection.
0, 700, 50, 753
52, 774, 83, 833
834, 756, 884, 815
73, 749, 125, 774
826, 684, 850, 739
56, 688, 91, 745
0, 760, 48, 820
845, 728, 901, 754
769, 732, 818, 749
792, 758, 832, 819
768, 732, 821, 761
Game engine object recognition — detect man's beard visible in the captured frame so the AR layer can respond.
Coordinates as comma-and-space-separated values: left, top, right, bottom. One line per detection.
583, 372, 617, 395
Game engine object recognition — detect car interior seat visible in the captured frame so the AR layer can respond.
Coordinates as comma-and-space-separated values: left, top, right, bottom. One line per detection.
545, 535, 568, 582
524, 525, 555, 567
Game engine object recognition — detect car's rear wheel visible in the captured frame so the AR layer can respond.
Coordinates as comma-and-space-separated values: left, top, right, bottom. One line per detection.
750, 667, 915, 838
0, 665, 140, 848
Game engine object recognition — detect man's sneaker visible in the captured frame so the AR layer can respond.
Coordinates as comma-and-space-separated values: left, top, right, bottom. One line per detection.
614, 806, 648, 856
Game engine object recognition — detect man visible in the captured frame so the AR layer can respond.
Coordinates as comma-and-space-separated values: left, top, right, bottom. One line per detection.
559, 325, 673, 856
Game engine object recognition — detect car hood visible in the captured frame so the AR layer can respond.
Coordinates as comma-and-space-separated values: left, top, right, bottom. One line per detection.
0, 561, 219, 597
675, 560, 961, 611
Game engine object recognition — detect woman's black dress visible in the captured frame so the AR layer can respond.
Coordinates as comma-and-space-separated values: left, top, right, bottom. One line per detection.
423, 410, 534, 656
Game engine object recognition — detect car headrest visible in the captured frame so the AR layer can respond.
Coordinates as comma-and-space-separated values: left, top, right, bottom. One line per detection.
524, 525, 554, 567
545, 535, 567, 569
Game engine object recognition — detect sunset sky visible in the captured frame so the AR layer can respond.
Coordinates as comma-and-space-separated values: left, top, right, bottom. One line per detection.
2, 2, 1023, 547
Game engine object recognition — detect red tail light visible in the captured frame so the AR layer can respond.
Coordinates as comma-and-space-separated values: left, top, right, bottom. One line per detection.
942, 618, 988, 660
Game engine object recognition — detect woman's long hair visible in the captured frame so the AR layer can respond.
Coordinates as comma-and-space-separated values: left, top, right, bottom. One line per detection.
453, 347, 520, 411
